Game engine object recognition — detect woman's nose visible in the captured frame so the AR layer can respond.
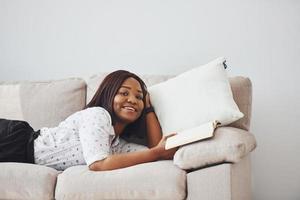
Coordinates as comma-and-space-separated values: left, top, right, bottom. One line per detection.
127, 95, 137, 104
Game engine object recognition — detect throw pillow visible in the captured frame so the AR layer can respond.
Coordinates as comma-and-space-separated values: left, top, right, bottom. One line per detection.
173, 127, 257, 170
148, 57, 244, 135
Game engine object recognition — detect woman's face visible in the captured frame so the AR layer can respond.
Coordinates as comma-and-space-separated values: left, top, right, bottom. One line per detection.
113, 77, 144, 125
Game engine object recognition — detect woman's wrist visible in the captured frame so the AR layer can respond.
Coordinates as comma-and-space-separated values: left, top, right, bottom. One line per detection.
145, 106, 154, 114
149, 147, 160, 161
145, 101, 151, 108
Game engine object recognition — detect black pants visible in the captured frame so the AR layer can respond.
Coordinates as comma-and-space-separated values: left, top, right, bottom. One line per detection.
0, 119, 40, 164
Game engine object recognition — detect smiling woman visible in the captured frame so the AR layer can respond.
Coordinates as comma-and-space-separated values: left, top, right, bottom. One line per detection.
85, 70, 149, 142
0, 70, 178, 171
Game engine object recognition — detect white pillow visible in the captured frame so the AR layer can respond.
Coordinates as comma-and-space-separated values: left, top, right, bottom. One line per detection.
148, 57, 244, 135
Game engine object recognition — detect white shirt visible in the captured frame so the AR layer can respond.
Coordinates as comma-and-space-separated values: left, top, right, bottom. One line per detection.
34, 107, 120, 171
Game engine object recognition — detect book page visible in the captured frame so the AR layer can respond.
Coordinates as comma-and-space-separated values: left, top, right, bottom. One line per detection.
165, 121, 217, 150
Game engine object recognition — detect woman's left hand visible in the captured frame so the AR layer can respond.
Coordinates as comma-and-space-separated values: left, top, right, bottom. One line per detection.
145, 92, 151, 108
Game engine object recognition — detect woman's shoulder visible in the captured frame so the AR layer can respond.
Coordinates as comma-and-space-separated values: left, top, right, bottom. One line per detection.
78, 107, 112, 124
83, 106, 109, 115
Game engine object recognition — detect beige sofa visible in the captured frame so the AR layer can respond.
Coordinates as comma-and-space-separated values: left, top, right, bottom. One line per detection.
0, 73, 256, 200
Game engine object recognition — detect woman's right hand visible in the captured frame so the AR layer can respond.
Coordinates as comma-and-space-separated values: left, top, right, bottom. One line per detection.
152, 133, 178, 160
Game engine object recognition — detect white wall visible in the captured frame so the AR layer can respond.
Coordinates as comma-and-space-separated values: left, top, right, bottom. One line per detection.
1, 0, 299, 199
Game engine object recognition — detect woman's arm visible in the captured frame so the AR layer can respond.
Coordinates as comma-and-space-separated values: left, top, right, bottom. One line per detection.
146, 112, 162, 148
89, 148, 158, 171
89, 134, 177, 171
145, 93, 162, 148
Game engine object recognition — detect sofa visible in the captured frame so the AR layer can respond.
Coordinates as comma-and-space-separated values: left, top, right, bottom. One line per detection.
0, 73, 256, 200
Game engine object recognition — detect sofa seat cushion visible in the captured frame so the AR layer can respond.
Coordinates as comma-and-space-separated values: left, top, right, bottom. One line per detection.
0, 163, 59, 200
55, 160, 186, 200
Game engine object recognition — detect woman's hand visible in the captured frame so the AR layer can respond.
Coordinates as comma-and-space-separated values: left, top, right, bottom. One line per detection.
151, 133, 178, 160
145, 92, 151, 108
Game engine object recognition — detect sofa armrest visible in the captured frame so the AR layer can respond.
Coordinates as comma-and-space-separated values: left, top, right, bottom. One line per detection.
186, 155, 252, 200
173, 127, 257, 170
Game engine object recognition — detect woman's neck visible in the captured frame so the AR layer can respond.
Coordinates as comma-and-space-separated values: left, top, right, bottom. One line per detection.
113, 122, 126, 136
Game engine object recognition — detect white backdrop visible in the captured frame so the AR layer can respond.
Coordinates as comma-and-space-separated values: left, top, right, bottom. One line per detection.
1, 0, 300, 199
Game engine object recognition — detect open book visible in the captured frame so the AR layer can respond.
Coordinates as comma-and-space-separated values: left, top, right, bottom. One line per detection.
165, 120, 220, 150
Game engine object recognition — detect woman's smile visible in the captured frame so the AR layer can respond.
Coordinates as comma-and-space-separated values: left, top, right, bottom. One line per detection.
122, 106, 137, 112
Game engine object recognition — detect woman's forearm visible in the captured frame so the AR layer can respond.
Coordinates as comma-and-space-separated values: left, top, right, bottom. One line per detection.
146, 112, 162, 148
89, 148, 159, 171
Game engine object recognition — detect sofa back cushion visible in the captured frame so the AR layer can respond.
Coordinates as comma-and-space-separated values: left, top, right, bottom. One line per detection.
228, 77, 252, 131
0, 74, 251, 131
0, 78, 86, 130
86, 73, 252, 131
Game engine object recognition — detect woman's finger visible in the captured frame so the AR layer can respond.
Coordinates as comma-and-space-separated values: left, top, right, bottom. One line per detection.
164, 133, 177, 139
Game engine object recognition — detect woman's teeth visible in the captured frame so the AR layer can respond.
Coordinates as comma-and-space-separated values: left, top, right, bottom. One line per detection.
123, 106, 135, 112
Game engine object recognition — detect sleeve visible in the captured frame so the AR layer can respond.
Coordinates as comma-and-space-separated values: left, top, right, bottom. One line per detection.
78, 107, 114, 166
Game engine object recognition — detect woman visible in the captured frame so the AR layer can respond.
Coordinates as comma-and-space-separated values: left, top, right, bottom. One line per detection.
0, 70, 177, 171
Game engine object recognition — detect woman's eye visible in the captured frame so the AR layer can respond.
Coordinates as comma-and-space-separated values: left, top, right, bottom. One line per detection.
119, 91, 128, 96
